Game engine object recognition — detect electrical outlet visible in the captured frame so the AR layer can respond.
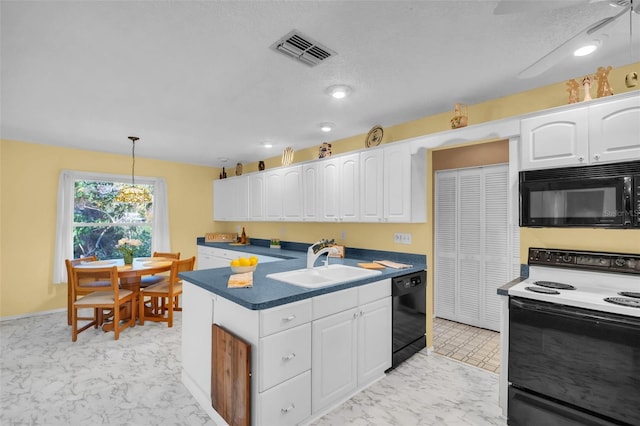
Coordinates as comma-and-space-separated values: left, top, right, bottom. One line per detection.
340, 231, 346, 240
394, 233, 412, 244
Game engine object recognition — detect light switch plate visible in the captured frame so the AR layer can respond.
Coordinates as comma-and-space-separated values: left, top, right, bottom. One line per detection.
394, 233, 412, 244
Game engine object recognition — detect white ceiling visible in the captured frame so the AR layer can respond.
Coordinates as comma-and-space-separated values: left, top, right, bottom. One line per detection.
1, 0, 638, 167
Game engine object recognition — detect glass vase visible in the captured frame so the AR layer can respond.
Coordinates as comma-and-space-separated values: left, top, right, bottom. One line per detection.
123, 252, 134, 265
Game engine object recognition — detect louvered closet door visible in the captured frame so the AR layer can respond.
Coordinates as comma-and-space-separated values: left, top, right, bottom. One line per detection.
434, 170, 457, 319
457, 169, 482, 326
435, 164, 511, 332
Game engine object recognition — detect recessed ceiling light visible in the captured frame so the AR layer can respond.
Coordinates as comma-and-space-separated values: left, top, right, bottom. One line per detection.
326, 85, 351, 99
262, 142, 273, 149
320, 122, 335, 132
574, 42, 600, 57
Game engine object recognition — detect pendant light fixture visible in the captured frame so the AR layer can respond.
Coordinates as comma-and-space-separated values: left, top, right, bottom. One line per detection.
114, 136, 152, 203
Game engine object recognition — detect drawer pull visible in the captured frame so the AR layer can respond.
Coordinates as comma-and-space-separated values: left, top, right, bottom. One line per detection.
282, 353, 296, 361
281, 403, 295, 413
283, 315, 296, 322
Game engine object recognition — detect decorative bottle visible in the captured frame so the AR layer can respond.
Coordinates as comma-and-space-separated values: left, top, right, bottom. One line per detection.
240, 227, 247, 244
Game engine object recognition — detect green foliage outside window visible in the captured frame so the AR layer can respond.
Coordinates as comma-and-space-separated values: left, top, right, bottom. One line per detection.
73, 180, 153, 260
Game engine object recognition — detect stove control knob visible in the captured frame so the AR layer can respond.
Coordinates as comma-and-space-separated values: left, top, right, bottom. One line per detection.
615, 258, 626, 267
562, 254, 572, 263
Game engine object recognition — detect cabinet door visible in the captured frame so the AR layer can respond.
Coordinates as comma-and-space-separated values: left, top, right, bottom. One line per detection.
319, 158, 340, 221
383, 143, 412, 222
248, 174, 265, 221
264, 170, 283, 220
213, 179, 232, 221
340, 153, 360, 221
311, 307, 358, 412
357, 297, 391, 385
232, 176, 249, 221
589, 96, 640, 164
182, 282, 214, 400
302, 163, 320, 221
520, 108, 589, 170
282, 166, 303, 221
359, 148, 384, 222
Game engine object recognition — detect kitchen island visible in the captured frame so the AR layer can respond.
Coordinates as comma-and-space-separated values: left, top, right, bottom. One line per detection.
179, 241, 426, 426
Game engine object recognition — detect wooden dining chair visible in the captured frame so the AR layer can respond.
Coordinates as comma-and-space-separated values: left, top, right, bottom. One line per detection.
71, 265, 136, 342
139, 256, 195, 328
65, 256, 111, 325
139, 251, 181, 287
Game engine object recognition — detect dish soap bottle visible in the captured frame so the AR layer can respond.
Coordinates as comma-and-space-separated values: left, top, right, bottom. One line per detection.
240, 227, 247, 245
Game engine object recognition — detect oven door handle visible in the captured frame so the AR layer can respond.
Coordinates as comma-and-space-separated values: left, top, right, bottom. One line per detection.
511, 298, 640, 329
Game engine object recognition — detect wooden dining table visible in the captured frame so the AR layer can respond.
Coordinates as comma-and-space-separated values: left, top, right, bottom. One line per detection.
74, 257, 174, 330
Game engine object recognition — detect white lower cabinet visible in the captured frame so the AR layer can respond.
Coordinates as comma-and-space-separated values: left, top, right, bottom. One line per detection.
258, 370, 311, 426
183, 280, 391, 425
311, 280, 392, 414
196, 245, 282, 270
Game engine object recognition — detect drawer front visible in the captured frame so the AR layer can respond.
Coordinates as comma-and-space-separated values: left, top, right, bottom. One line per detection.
260, 323, 311, 391
258, 371, 311, 426
312, 287, 358, 320
260, 299, 312, 337
358, 279, 391, 305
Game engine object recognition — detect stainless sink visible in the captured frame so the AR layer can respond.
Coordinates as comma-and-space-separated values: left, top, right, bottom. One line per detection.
266, 264, 382, 288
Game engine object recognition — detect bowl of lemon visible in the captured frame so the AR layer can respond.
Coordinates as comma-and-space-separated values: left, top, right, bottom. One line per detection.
230, 256, 259, 273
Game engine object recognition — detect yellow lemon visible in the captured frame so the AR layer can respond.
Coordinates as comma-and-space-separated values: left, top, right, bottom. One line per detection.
249, 256, 258, 266
238, 257, 251, 267
230, 259, 240, 267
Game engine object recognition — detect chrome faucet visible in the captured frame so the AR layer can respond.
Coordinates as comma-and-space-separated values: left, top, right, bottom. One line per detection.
307, 239, 337, 269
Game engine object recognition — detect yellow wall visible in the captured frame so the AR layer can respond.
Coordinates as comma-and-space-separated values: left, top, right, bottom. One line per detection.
1, 63, 638, 323
0, 139, 217, 318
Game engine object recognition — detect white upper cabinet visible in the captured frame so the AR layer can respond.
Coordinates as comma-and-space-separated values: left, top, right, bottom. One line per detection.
302, 163, 320, 221
520, 108, 589, 170
248, 173, 266, 221
520, 94, 640, 170
281, 166, 303, 220
318, 153, 360, 221
360, 144, 423, 223
359, 148, 384, 221
213, 176, 248, 221
588, 96, 640, 164
264, 169, 283, 220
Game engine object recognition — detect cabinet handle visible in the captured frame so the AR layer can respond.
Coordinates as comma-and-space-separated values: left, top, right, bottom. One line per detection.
281, 403, 295, 413
282, 353, 296, 361
593, 154, 600, 161
282, 315, 296, 322
578, 156, 584, 162
353, 312, 358, 319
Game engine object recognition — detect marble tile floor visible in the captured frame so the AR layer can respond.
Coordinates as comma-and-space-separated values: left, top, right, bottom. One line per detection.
432, 318, 501, 373
1, 311, 506, 426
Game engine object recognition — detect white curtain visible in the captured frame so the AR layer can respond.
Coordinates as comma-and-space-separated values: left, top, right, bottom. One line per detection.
52, 170, 171, 284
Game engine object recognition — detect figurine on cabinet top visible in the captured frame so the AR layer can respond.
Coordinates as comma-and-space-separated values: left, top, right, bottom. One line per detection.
566, 79, 580, 104
595, 66, 614, 98
582, 75, 593, 102
450, 103, 468, 129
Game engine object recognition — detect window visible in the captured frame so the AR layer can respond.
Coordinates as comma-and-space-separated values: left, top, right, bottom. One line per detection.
53, 170, 170, 284
73, 179, 154, 259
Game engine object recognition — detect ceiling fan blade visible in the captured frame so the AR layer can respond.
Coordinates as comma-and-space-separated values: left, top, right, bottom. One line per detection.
494, 0, 591, 15
518, 5, 630, 79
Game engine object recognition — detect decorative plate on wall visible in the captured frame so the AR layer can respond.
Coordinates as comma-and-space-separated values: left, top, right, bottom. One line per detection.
365, 125, 384, 148
282, 147, 294, 166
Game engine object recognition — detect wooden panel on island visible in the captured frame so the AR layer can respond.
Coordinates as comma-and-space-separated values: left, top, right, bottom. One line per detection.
211, 324, 251, 426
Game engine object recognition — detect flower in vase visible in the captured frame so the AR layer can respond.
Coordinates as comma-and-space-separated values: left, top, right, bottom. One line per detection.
116, 238, 142, 257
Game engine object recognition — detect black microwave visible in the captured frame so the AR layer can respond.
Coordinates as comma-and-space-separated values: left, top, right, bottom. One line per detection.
520, 161, 640, 228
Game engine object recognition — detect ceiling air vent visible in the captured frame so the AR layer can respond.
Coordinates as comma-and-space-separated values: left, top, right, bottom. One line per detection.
270, 30, 336, 67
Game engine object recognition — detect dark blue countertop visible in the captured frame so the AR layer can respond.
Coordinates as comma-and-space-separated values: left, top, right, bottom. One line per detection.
180, 240, 427, 310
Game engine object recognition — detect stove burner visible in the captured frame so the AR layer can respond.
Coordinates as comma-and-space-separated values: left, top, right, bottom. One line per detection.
604, 297, 640, 308
619, 292, 640, 299
533, 281, 576, 290
525, 286, 560, 295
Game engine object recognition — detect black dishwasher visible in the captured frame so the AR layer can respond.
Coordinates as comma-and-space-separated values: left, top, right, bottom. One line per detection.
389, 270, 427, 370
